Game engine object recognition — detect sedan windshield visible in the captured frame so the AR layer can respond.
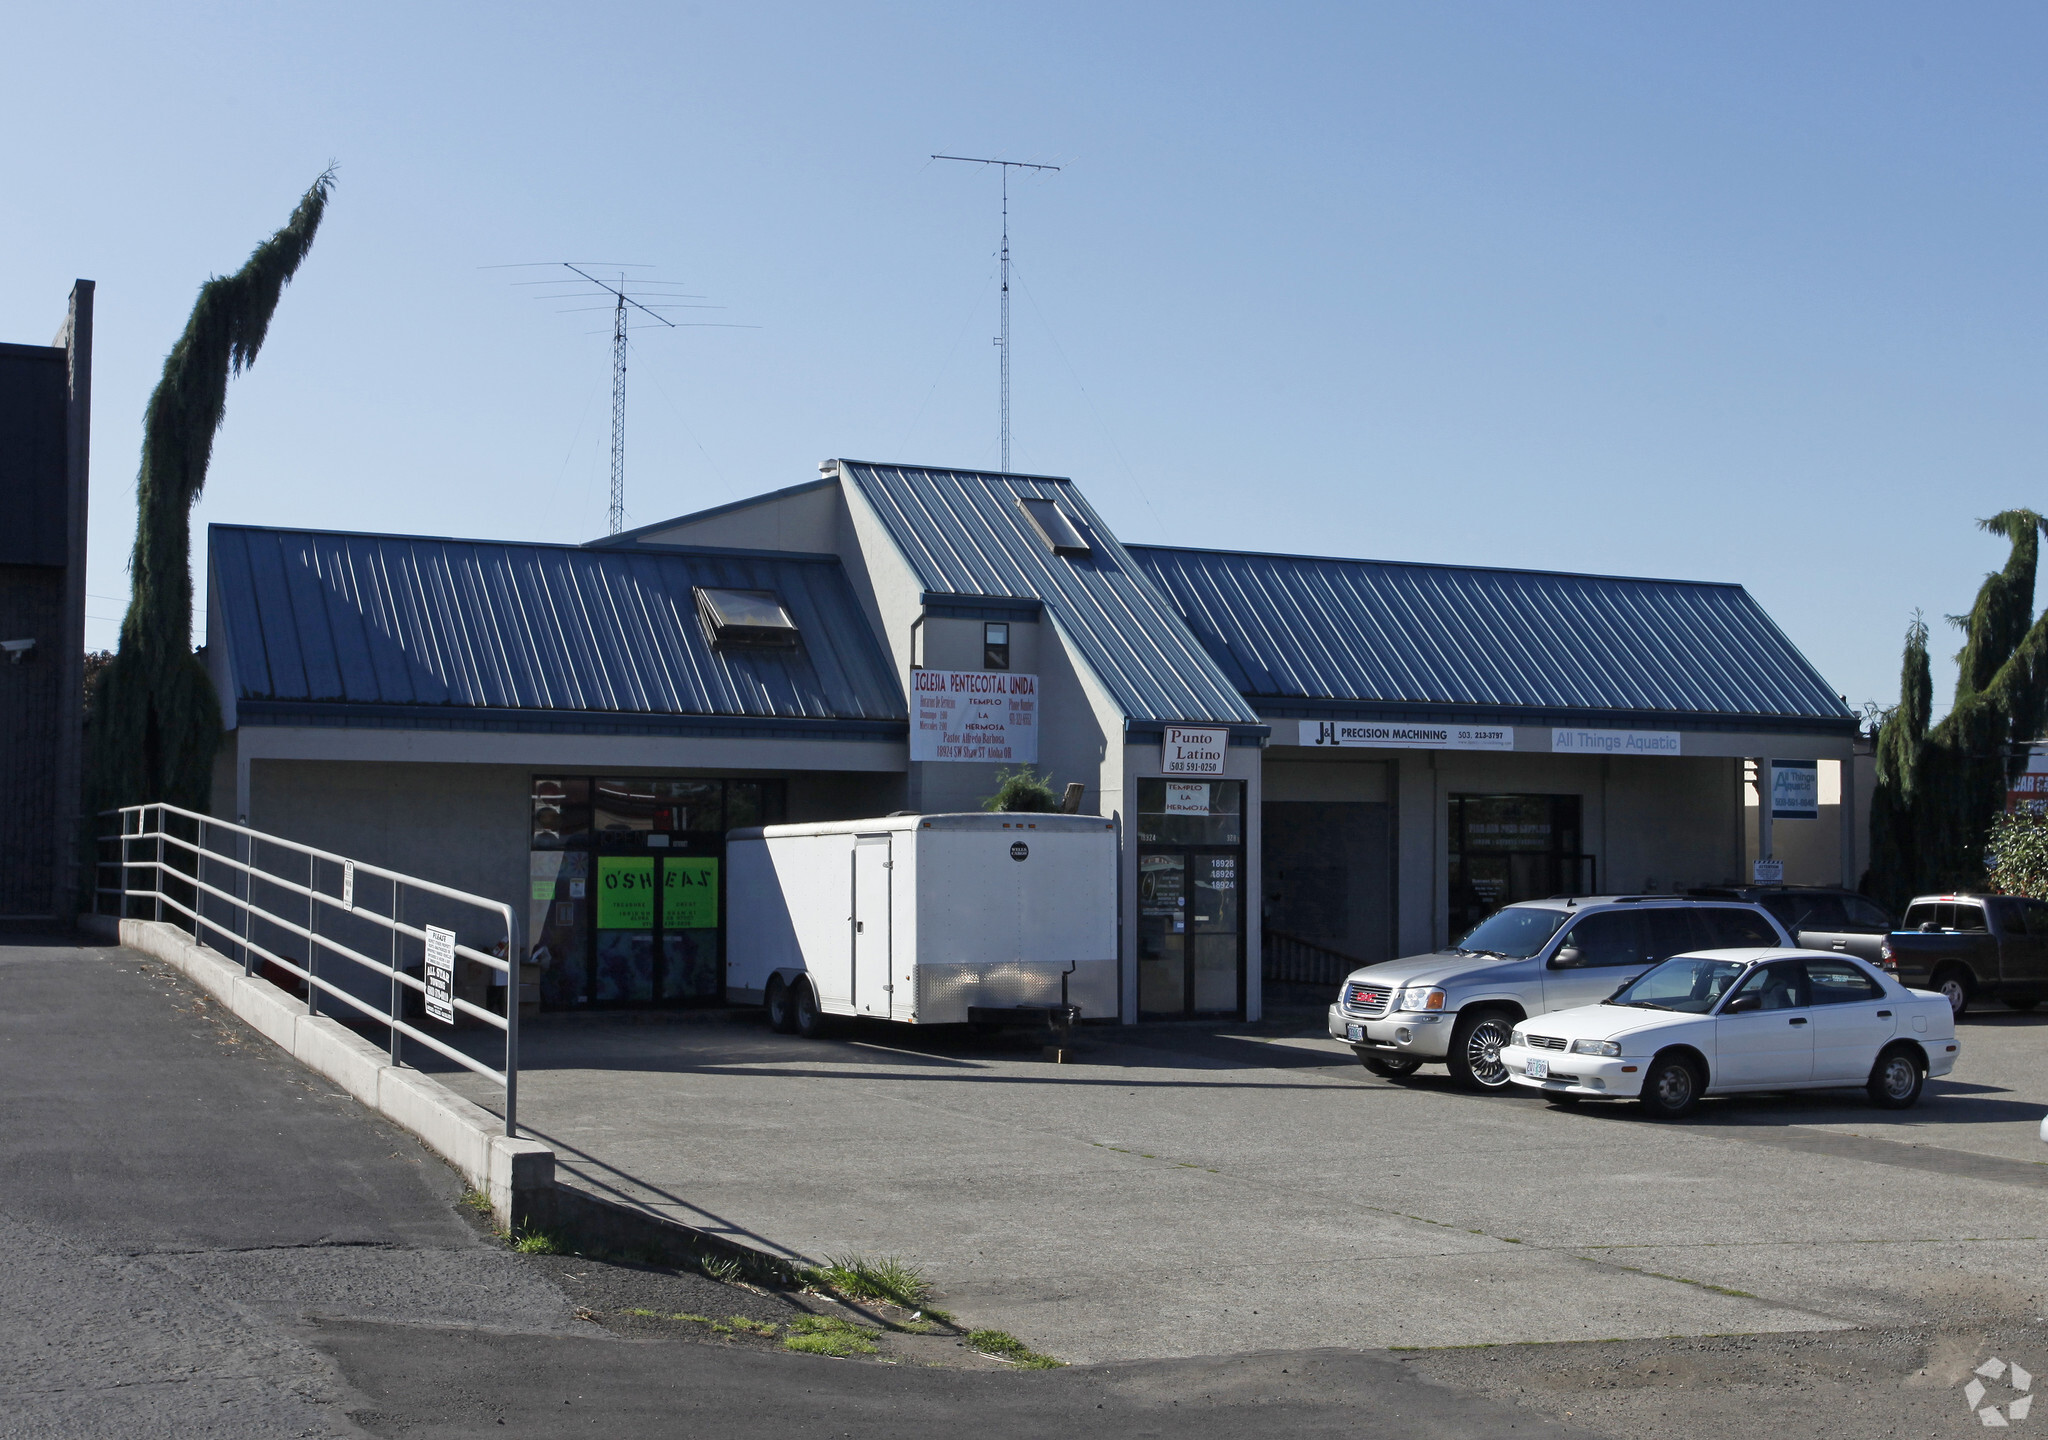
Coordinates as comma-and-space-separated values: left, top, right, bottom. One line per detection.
1453, 907, 1570, 959
1607, 956, 1750, 1013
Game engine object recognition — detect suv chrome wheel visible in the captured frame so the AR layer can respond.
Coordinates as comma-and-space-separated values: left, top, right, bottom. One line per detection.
1937, 970, 1972, 1019
1448, 1012, 1515, 1091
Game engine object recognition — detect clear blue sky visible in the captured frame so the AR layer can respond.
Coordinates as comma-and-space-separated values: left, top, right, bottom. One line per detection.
8, 3, 2048, 719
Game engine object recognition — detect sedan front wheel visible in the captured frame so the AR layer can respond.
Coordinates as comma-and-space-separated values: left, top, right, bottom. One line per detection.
1446, 1011, 1517, 1092
1638, 1053, 1702, 1119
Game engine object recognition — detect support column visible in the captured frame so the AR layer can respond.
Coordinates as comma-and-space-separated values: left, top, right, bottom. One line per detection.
1757, 758, 1774, 879
1838, 756, 1857, 889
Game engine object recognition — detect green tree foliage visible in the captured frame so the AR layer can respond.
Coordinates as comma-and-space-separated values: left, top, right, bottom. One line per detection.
980, 765, 1058, 813
85, 172, 334, 823
1984, 807, 2048, 899
1869, 511, 2048, 908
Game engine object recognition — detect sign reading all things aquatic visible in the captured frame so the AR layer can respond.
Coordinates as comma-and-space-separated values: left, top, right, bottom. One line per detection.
1299, 720, 1513, 751
1771, 760, 1819, 819
1550, 728, 1682, 756
1163, 726, 1227, 775
911, 669, 1038, 763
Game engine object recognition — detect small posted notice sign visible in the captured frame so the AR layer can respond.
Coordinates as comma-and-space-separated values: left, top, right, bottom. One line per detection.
423, 924, 457, 1025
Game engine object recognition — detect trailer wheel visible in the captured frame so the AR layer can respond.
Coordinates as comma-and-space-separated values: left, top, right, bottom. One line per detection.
764, 976, 796, 1034
793, 979, 827, 1039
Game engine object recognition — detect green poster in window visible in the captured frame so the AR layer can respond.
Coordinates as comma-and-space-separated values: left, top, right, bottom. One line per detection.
663, 857, 720, 929
596, 856, 655, 929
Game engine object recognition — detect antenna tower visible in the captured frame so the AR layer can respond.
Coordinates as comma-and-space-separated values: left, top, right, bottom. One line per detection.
932, 156, 1060, 473
494, 263, 753, 533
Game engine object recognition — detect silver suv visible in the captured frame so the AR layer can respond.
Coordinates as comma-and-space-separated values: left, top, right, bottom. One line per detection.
1326, 897, 1792, 1091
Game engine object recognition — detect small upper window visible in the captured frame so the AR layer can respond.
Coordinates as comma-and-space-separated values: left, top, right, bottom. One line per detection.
1018, 496, 1090, 557
695, 587, 799, 648
984, 622, 1010, 671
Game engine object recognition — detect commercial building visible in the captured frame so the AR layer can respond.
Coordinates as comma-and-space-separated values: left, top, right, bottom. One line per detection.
205, 458, 1858, 1020
0, 282, 93, 924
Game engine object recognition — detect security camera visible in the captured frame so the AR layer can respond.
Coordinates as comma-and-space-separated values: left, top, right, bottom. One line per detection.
1, 639, 33, 665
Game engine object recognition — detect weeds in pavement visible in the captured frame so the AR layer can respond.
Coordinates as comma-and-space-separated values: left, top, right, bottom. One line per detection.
966, 1329, 1062, 1369
726, 1316, 779, 1337
509, 1222, 563, 1255
783, 1315, 880, 1357
695, 1252, 746, 1285
671, 1313, 712, 1324
459, 1188, 493, 1217
802, 1255, 932, 1308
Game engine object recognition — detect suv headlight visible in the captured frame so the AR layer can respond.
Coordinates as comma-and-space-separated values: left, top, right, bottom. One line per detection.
1397, 986, 1447, 1012
1570, 1038, 1622, 1058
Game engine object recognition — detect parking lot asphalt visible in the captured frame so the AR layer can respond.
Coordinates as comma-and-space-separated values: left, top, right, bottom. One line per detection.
434, 1001, 2048, 1367
4, 933, 1586, 1440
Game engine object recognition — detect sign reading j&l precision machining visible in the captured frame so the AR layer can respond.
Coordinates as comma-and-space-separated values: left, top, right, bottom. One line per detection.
1301, 720, 1513, 750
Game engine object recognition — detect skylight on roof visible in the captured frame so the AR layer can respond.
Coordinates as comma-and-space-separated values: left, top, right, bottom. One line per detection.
1018, 496, 1090, 557
696, 587, 799, 647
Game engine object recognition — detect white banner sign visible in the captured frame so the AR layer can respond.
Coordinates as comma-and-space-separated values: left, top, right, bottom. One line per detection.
1164, 781, 1211, 815
423, 924, 457, 1025
1299, 720, 1514, 751
1550, 728, 1681, 757
1753, 859, 1785, 883
911, 669, 1039, 763
1163, 726, 1227, 775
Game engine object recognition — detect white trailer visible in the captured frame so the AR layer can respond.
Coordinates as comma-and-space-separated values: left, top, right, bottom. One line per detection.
725, 812, 1118, 1034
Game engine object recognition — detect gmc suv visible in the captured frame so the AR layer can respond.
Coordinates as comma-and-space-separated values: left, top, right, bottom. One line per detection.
1327, 896, 1793, 1091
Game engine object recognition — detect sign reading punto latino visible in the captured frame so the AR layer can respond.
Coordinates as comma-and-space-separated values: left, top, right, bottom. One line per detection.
911, 669, 1039, 762
1163, 726, 1227, 775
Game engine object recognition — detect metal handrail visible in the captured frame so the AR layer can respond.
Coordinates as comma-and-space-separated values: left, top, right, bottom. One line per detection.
94, 802, 520, 1135
1263, 927, 1364, 988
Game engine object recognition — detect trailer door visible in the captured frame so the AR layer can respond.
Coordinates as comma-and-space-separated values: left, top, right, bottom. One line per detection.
853, 836, 892, 1016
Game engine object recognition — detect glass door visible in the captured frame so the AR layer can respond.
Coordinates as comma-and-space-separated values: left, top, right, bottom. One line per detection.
1135, 777, 1246, 1019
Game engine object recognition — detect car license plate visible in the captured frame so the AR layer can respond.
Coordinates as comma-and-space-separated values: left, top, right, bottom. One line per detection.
1346, 1023, 1363, 1042
1526, 1057, 1548, 1079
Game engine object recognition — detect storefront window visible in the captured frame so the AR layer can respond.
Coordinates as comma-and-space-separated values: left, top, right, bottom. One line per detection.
531, 777, 590, 850
1135, 778, 1242, 846
1447, 794, 1592, 938
530, 776, 785, 1008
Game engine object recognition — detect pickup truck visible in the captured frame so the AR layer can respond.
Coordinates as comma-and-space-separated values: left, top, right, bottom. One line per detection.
1879, 894, 2048, 1017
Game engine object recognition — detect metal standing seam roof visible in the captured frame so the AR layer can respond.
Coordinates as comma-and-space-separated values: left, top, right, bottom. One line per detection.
837, 461, 1262, 730
208, 525, 906, 729
1128, 544, 1856, 733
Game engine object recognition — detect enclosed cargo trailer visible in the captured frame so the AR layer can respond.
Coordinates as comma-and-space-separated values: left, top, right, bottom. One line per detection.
726, 812, 1118, 1032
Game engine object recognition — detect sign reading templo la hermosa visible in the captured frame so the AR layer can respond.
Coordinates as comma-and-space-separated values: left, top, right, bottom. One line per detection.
911, 669, 1038, 763
1163, 726, 1227, 775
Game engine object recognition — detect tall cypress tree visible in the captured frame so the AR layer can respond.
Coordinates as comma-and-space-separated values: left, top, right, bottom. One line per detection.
86, 172, 334, 824
1869, 511, 2048, 907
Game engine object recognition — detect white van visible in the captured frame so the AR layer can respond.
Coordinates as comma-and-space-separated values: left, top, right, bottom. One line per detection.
726, 812, 1118, 1036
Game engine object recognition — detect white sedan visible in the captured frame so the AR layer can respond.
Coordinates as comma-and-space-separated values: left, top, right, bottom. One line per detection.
1499, 948, 1959, 1118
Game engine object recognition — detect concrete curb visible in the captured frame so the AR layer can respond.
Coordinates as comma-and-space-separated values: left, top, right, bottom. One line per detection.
78, 913, 553, 1228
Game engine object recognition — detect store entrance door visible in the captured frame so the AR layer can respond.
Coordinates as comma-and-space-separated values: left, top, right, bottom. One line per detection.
593, 848, 722, 1004
1138, 849, 1243, 1017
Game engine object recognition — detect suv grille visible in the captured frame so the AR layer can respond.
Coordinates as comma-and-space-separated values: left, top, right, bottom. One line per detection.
1343, 982, 1393, 1018
1527, 1035, 1567, 1051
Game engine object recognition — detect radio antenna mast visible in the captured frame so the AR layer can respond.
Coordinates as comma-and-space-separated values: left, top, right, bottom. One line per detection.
932, 155, 1060, 473
491, 262, 754, 533
563, 265, 674, 535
